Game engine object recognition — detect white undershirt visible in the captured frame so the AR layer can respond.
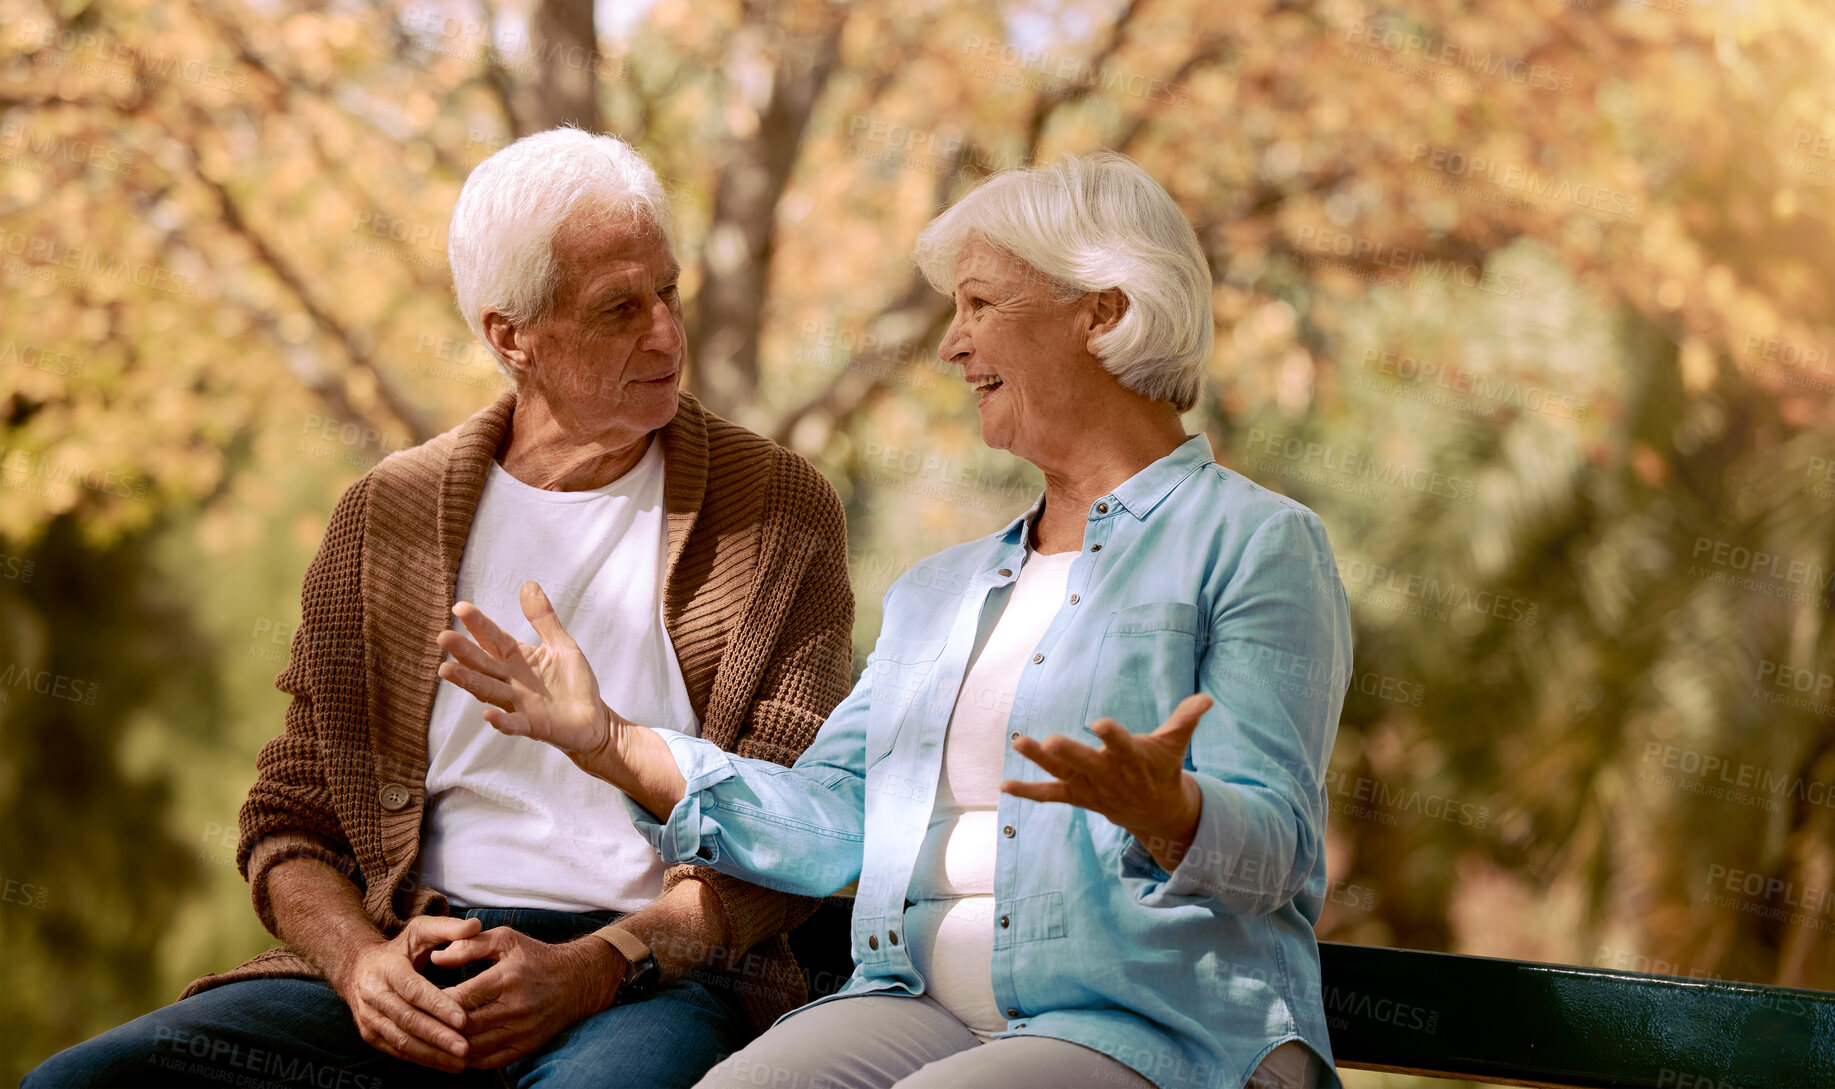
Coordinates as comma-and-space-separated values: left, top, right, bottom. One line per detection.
419, 438, 700, 913
906, 546, 1077, 1039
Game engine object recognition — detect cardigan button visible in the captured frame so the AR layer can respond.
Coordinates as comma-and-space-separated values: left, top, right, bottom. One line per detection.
378, 783, 411, 811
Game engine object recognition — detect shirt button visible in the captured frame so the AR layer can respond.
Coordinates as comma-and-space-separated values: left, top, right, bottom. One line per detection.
1009, 731, 1022, 743
999, 915, 1011, 929
1096, 502, 1109, 514
867, 934, 879, 951
1006, 1008, 1020, 1018
1031, 653, 1043, 664
1068, 593, 1079, 604
888, 930, 900, 946
1002, 824, 1015, 838
1090, 544, 1102, 553
378, 783, 411, 811
998, 568, 1012, 577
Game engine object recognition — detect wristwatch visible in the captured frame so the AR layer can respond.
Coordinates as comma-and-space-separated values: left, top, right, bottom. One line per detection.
591, 924, 661, 1004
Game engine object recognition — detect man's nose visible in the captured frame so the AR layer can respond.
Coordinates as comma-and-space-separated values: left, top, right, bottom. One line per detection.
643, 297, 683, 353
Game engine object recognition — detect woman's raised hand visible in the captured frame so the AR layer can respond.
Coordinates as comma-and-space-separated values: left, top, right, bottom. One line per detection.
1002, 693, 1214, 871
437, 581, 622, 761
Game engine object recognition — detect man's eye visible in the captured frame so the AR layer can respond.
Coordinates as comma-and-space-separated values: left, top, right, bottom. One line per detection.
660, 284, 680, 298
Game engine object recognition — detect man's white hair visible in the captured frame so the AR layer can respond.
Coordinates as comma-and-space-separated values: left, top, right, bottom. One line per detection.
448, 128, 674, 380
913, 151, 1213, 413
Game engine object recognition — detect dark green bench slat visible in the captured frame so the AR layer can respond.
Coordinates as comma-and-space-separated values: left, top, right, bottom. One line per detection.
1319, 942, 1835, 1088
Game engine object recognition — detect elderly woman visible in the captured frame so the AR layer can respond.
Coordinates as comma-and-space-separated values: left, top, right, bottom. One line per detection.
26, 129, 853, 1089
441, 153, 1352, 1089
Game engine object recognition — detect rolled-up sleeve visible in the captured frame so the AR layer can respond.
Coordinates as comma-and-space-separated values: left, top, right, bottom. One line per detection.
627, 660, 878, 899
633, 731, 738, 864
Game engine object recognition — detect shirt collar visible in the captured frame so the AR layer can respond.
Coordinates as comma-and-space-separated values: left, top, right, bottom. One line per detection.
1110, 434, 1215, 520
994, 434, 1215, 545
997, 492, 1047, 547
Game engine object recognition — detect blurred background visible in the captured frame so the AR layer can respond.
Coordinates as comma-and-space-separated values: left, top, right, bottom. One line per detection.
3, 0, 1834, 1084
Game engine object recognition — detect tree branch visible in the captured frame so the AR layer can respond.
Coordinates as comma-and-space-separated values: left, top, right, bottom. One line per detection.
177, 107, 433, 443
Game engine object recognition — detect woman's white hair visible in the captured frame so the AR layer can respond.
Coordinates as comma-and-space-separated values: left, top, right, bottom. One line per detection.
448, 128, 674, 379
913, 151, 1213, 413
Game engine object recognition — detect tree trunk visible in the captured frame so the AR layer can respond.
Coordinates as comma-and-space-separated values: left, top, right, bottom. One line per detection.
687, 10, 844, 425
507, 0, 601, 134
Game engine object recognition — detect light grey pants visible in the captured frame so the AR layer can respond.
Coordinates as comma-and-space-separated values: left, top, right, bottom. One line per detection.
694, 993, 1323, 1089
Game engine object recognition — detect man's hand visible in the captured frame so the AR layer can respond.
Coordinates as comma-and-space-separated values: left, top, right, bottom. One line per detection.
432, 927, 623, 1069
329, 914, 480, 1072
1002, 693, 1213, 870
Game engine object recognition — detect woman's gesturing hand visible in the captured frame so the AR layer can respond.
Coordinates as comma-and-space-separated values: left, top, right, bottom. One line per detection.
436, 581, 619, 761
436, 580, 689, 816
1002, 693, 1214, 871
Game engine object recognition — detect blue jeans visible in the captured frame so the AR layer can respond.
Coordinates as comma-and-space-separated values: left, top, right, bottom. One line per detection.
25, 907, 751, 1089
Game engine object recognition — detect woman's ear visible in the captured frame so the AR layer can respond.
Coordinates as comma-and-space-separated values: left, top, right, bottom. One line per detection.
1085, 288, 1129, 350
482, 310, 533, 380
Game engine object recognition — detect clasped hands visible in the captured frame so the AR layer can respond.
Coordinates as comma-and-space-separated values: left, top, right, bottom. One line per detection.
438, 581, 1213, 870
335, 914, 622, 1073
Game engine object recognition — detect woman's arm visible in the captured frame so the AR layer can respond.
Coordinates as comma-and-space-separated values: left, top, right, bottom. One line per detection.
625, 671, 872, 897
438, 580, 875, 898
1142, 508, 1352, 912
1004, 508, 1352, 913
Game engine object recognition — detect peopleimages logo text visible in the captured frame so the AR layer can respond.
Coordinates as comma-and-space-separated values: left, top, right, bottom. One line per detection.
1690, 538, 1835, 593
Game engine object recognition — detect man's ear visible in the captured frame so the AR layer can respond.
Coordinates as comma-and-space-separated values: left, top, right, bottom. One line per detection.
1086, 288, 1129, 349
482, 310, 532, 379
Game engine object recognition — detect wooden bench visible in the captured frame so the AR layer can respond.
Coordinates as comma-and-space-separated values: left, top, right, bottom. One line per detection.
1321, 942, 1835, 1088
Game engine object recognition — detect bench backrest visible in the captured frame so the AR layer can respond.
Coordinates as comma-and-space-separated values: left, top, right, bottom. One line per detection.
1321, 942, 1835, 1088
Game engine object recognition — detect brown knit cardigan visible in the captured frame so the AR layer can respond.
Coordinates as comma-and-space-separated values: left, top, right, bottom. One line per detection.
181, 390, 856, 1031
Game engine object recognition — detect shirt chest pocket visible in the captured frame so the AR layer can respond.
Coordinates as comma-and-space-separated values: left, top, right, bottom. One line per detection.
1079, 602, 1204, 739
865, 637, 948, 771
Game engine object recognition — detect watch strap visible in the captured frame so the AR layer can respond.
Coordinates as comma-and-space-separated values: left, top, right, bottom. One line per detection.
590, 924, 650, 971
590, 924, 660, 1002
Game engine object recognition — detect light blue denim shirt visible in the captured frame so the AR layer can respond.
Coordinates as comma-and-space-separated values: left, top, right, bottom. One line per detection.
628, 435, 1353, 1089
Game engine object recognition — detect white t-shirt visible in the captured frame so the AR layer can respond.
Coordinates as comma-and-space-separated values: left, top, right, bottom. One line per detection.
418, 438, 700, 913
905, 546, 1077, 1039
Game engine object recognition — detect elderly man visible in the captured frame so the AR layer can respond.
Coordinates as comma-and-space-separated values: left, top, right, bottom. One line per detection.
27, 128, 855, 1088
